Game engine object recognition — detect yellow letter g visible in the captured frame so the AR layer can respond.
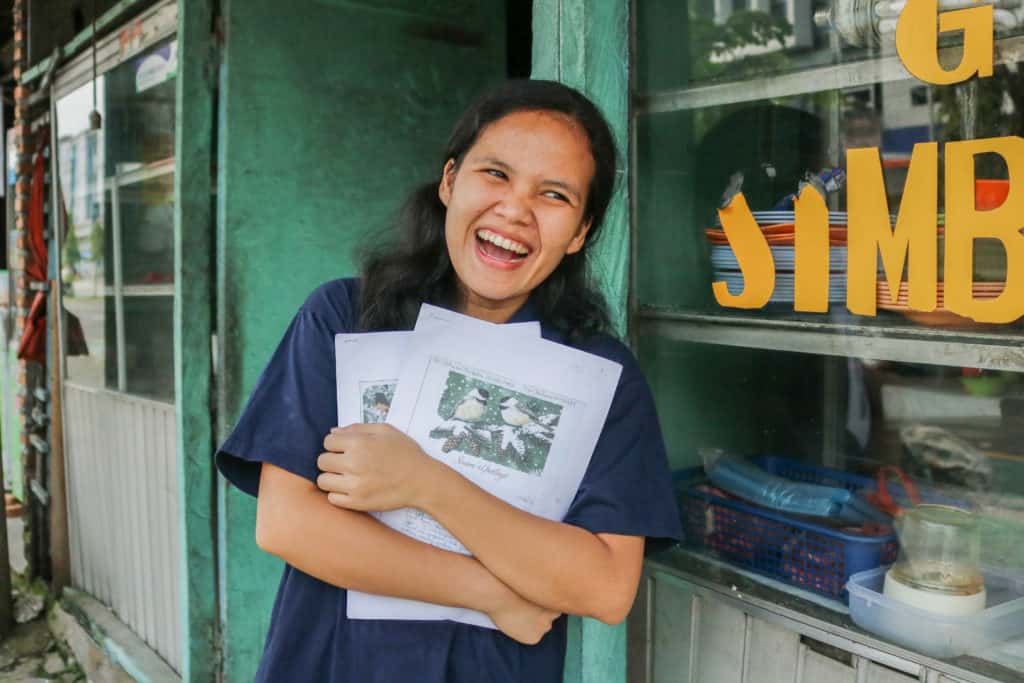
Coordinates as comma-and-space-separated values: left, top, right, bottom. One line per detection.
896, 0, 993, 85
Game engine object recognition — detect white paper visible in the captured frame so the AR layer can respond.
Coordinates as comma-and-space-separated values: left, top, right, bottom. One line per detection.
414, 302, 542, 338
335, 313, 542, 626
346, 323, 621, 626
335, 310, 540, 428
336, 332, 414, 426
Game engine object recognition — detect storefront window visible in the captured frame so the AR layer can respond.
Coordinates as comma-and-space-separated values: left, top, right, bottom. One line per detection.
56, 39, 177, 402
634, 0, 1024, 674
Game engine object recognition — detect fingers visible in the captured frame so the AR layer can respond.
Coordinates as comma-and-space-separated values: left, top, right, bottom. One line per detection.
326, 492, 350, 508
327, 491, 371, 512
330, 423, 387, 436
316, 471, 347, 494
324, 425, 364, 450
316, 451, 346, 473
323, 424, 386, 451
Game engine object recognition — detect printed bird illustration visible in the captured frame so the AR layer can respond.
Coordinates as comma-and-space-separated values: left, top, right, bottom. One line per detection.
450, 388, 489, 423
499, 395, 548, 428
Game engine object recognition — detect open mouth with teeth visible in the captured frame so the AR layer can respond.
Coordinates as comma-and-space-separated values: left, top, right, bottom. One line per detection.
475, 228, 531, 263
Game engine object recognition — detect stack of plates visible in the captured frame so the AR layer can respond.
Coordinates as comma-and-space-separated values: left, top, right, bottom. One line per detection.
713, 272, 847, 303
877, 280, 1006, 327
713, 211, 849, 226
707, 210, 850, 304
710, 245, 850, 271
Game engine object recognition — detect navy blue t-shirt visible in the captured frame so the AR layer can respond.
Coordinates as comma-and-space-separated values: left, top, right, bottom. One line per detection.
216, 278, 683, 683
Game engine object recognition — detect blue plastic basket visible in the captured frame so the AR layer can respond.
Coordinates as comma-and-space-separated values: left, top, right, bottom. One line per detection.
675, 456, 901, 602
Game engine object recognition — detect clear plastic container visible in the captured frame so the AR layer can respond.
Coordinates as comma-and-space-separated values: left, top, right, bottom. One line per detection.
847, 566, 1024, 658
889, 505, 984, 600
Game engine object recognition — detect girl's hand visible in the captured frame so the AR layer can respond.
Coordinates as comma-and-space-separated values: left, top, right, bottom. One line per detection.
488, 586, 561, 645
317, 424, 441, 512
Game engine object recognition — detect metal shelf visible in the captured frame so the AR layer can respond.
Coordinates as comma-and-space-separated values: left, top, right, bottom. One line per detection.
636, 34, 1024, 114
88, 284, 174, 297
122, 284, 174, 296
636, 308, 1024, 371
106, 157, 175, 188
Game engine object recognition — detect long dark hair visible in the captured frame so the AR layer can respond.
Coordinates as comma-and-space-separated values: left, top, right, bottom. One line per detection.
358, 79, 617, 342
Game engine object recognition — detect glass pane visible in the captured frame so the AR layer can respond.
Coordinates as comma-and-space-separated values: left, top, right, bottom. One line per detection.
123, 296, 174, 402
57, 39, 177, 400
635, 69, 1024, 335
635, 0, 1024, 93
635, 5, 1024, 671
119, 172, 174, 288
58, 78, 115, 389
642, 335, 1024, 669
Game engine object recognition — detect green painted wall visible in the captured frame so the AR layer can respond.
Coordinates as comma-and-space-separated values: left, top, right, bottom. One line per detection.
534, 0, 630, 338
174, 0, 218, 680
215, 2, 506, 679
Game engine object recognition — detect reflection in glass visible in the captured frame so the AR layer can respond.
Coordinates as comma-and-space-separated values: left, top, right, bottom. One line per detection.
124, 296, 174, 401
636, 0, 1024, 92
56, 39, 177, 401
635, 65, 1024, 332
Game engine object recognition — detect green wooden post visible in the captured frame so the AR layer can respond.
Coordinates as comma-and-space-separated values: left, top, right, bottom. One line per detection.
532, 1, 632, 681
174, 0, 219, 679
533, 0, 631, 338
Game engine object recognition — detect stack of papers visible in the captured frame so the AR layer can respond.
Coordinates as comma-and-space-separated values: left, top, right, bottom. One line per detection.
334, 304, 623, 627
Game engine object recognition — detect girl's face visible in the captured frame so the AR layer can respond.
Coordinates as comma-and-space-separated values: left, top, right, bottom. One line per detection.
439, 110, 595, 322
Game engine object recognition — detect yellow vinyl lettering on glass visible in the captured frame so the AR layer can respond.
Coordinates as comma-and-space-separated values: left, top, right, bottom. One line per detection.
944, 136, 1024, 323
712, 193, 775, 308
847, 144, 938, 316
895, 0, 993, 85
794, 185, 830, 313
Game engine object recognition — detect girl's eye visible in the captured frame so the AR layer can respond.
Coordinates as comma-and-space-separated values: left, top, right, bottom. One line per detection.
484, 169, 507, 179
543, 190, 570, 203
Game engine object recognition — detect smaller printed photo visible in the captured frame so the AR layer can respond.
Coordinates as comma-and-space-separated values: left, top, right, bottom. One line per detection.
428, 371, 563, 476
360, 382, 396, 423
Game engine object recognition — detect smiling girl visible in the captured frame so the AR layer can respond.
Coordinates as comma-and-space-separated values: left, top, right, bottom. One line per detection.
215, 80, 682, 683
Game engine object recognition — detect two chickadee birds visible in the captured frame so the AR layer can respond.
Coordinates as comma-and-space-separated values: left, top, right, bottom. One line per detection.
450, 389, 546, 429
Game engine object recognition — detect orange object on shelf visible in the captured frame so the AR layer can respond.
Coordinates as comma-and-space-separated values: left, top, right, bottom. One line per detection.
975, 179, 1010, 210
704, 226, 848, 246
875, 280, 1008, 328
866, 466, 922, 517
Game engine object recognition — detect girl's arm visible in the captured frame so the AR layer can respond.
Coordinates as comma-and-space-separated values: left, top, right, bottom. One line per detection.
419, 466, 644, 625
318, 426, 645, 625
256, 462, 559, 644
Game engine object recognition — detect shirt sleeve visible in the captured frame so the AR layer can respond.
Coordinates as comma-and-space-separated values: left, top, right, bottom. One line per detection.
215, 288, 348, 497
562, 349, 684, 547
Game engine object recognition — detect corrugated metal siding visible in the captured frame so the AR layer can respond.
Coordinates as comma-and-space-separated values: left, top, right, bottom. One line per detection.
636, 570, 964, 683
63, 382, 181, 672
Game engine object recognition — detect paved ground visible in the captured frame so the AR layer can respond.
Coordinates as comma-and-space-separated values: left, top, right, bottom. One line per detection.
0, 516, 84, 682
0, 617, 82, 682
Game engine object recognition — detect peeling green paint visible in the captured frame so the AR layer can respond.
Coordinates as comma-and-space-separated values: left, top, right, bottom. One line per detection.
533, 0, 631, 338
174, 0, 218, 680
